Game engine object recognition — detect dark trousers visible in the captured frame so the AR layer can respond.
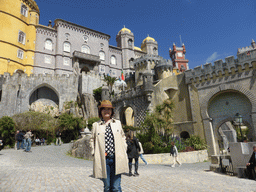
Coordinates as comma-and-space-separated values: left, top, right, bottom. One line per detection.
246, 165, 256, 180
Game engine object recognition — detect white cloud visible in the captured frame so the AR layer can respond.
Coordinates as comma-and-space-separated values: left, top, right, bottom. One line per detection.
206, 52, 219, 64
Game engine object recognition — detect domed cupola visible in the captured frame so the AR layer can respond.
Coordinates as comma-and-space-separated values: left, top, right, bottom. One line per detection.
141, 35, 158, 55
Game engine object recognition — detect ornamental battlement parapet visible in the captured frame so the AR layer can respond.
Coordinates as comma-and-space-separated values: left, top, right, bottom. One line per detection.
112, 85, 144, 102
184, 49, 256, 84
0, 72, 78, 85
133, 55, 164, 67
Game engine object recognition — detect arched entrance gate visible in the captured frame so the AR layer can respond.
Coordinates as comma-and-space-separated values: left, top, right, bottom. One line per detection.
201, 85, 256, 155
208, 91, 253, 152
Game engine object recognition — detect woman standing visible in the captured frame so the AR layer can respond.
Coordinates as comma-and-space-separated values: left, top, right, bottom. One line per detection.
90, 100, 128, 191
126, 131, 140, 176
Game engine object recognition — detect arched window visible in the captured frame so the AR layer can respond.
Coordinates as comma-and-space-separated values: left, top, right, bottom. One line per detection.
128, 39, 133, 48
20, 4, 28, 17
63, 42, 71, 52
18, 31, 26, 44
153, 47, 158, 54
110, 55, 117, 65
99, 51, 105, 60
45, 39, 52, 51
81, 45, 90, 54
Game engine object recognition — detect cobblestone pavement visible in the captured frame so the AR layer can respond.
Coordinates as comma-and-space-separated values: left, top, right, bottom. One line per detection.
0, 144, 256, 192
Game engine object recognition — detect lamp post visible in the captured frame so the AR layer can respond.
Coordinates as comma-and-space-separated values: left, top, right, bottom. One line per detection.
234, 113, 243, 142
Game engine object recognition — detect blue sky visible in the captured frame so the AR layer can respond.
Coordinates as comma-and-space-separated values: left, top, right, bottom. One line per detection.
36, 0, 256, 69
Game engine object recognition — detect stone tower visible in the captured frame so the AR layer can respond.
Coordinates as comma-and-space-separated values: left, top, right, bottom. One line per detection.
169, 43, 189, 73
141, 35, 158, 55
116, 26, 135, 75
0, 0, 40, 75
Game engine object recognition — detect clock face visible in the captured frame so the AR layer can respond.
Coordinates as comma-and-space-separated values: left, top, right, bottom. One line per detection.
177, 52, 183, 57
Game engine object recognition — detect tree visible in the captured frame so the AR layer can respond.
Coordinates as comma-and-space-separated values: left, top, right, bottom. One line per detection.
0, 116, 16, 147
57, 113, 85, 143
93, 87, 102, 104
137, 99, 175, 153
103, 75, 116, 96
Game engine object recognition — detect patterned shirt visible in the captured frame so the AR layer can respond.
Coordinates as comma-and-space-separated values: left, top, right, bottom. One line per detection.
104, 121, 115, 156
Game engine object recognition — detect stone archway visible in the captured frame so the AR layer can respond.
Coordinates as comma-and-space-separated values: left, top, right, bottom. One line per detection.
180, 131, 190, 139
80, 66, 90, 74
29, 84, 59, 116
199, 84, 256, 155
120, 106, 134, 126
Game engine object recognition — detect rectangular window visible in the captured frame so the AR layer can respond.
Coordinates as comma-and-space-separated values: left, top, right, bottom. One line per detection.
21, 4, 28, 17
100, 66, 105, 72
44, 55, 51, 64
17, 49, 24, 59
63, 57, 70, 66
18, 31, 26, 44
63, 42, 71, 52
112, 69, 116, 77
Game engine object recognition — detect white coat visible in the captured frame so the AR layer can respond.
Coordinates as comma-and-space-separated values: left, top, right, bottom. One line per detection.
90, 119, 128, 178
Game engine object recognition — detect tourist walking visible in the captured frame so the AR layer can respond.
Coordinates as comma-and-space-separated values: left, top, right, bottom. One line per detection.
56, 130, 62, 146
170, 142, 181, 167
126, 131, 140, 176
24, 130, 33, 152
90, 100, 128, 192
21, 131, 27, 149
15, 131, 23, 150
138, 141, 147, 165
246, 144, 256, 180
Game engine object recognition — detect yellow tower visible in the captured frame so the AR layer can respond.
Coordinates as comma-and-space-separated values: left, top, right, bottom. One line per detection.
0, 0, 39, 75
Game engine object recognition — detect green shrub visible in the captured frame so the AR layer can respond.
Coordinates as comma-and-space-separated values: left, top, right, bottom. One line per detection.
0, 116, 16, 147
87, 117, 100, 130
57, 113, 84, 143
12, 111, 57, 144
184, 135, 207, 150
93, 87, 102, 104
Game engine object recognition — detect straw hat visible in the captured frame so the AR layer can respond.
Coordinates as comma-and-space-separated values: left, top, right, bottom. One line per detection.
98, 100, 114, 109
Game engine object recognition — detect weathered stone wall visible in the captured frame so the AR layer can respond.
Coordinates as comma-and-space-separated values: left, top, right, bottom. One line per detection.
152, 73, 205, 139
0, 72, 78, 118
185, 49, 256, 155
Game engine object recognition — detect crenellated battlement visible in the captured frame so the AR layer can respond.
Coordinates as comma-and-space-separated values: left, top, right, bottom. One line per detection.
184, 49, 256, 84
133, 55, 164, 68
0, 72, 78, 84
113, 85, 144, 102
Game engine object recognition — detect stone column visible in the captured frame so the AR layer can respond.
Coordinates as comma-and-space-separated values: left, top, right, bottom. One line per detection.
203, 118, 218, 156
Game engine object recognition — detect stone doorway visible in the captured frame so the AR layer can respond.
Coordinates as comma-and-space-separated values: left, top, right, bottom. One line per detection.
207, 90, 253, 153
120, 106, 134, 126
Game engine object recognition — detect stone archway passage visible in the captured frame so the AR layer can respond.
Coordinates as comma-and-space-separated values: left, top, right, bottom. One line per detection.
180, 131, 190, 139
120, 106, 134, 126
29, 86, 59, 105
208, 91, 252, 129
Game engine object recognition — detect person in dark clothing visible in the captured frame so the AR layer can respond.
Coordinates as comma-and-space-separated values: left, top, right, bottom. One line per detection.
246, 145, 256, 180
56, 130, 62, 146
126, 131, 140, 176
15, 131, 23, 150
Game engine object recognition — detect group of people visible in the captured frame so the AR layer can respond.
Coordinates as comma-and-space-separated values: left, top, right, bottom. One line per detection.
15, 130, 33, 152
90, 100, 180, 192
35, 137, 46, 146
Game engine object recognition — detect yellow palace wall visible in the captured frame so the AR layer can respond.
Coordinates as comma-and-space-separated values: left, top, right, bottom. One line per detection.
0, 0, 39, 75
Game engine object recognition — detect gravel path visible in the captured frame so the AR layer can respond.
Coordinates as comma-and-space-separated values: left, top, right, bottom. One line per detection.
0, 144, 255, 192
